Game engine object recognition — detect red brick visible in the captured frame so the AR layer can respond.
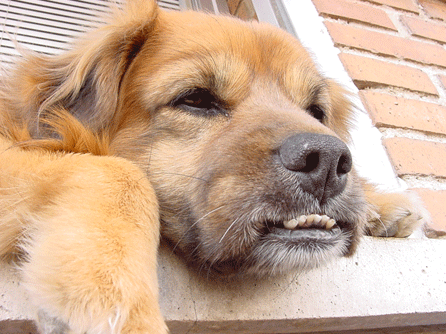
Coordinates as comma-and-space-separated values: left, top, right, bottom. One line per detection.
338, 53, 438, 95
360, 91, 446, 135
383, 137, 446, 177
325, 21, 446, 67
420, 0, 446, 21
414, 189, 446, 231
312, 0, 397, 30
363, 0, 419, 13
401, 16, 446, 44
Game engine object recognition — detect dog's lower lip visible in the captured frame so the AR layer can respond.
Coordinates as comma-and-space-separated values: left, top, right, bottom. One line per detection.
269, 226, 343, 240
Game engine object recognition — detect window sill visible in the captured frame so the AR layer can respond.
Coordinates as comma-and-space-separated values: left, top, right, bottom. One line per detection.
1, 237, 445, 333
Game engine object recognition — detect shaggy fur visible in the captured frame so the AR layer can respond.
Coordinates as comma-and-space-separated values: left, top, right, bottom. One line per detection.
0, 1, 429, 333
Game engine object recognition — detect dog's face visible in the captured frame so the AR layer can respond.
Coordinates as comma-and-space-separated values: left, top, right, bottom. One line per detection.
104, 10, 367, 276
8, 4, 367, 276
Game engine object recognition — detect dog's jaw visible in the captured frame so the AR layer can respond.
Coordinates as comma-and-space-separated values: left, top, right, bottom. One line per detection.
243, 217, 352, 276
243, 227, 350, 276
157, 170, 366, 277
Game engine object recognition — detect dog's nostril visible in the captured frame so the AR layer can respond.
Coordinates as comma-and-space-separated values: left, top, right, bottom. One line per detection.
337, 153, 352, 176
301, 152, 319, 173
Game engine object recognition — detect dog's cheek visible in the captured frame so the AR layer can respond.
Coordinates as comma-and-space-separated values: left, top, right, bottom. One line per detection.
140, 137, 209, 243
191, 172, 268, 261
185, 126, 281, 260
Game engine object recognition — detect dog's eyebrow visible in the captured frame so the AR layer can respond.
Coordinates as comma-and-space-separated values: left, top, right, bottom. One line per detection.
155, 53, 252, 106
308, 78, 329, 106
311, 78, 328, 97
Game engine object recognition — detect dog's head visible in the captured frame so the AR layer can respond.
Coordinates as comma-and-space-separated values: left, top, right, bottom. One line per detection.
5, 1, 367, 276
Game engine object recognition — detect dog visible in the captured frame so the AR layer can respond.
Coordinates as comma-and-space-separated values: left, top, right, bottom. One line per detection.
0, 1, 429, 333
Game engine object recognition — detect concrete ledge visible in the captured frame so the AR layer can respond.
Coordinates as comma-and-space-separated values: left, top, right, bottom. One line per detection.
1, 237, 446, 333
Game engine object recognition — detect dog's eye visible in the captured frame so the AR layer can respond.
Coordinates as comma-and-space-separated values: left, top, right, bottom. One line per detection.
172, 88, 228, 117
307, 104, 325, 123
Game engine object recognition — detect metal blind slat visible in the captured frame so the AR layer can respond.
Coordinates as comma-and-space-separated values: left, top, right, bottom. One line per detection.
8, 0, 104, 18
2, 21, 82, 39
1, 31, 72, 50
0, 0, 186, 65
0, 11, 89, 31
15, 0, 109, 14
0, 4, 103, 27
158, 0, 181, 10
0, 39, 66, 54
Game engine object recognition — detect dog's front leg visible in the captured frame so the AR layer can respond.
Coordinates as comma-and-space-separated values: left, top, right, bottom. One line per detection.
1, 143, 167, 333
362, 181, 430, 238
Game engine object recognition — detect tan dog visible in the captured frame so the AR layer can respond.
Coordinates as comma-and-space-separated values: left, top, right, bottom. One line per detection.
0, 1, 428, 333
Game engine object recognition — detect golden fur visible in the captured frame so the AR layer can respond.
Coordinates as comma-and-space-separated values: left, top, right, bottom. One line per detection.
0, 1, 429, 333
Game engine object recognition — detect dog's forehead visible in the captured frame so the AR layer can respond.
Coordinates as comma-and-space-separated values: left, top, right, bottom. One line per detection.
136, 10, 325, 106
157, 10, 316, 72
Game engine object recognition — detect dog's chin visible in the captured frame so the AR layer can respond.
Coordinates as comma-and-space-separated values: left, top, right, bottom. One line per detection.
242, 225, 351, 276
195, 220, 354, 278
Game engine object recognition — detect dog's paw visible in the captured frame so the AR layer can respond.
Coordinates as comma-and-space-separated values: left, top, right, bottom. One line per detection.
365, 190, 430, 238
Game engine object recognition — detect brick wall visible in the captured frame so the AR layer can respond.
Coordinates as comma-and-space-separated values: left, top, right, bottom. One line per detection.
313, 0, 446, 232
228, 0, 446, 232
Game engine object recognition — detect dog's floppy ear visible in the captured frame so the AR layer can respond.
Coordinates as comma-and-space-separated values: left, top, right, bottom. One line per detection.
9, 0, 158, 133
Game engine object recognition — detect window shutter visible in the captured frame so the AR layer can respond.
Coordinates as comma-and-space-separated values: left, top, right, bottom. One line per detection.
157, 0, 184, 11
0, 0, 185, 66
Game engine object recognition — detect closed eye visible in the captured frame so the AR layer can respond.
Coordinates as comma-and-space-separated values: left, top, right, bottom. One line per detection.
171, 88, 228, 117
307, 104, 325, 123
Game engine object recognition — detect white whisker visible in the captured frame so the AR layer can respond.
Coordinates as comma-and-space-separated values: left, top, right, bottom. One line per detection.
219, 217, 240, 243
377, 217, 388, 237
172, 205, 226, 253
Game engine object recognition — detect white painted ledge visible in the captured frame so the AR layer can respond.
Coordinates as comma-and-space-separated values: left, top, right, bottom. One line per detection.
1, 237, 446, 333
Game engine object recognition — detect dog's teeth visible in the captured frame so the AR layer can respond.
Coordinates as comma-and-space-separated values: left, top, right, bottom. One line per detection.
284, 218, 298, 230
312, 214, 322, 225
305, 214, 315, 226
325, 218, 336, 229
298, 215, 307, 226
280, 215, 337, 230
320, 215, 330, 224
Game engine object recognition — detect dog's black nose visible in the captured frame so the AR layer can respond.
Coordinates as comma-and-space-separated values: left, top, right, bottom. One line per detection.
279, 133, 352, 202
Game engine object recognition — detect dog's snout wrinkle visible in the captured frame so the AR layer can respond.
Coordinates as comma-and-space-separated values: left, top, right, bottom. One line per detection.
279, 133, 352, 202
